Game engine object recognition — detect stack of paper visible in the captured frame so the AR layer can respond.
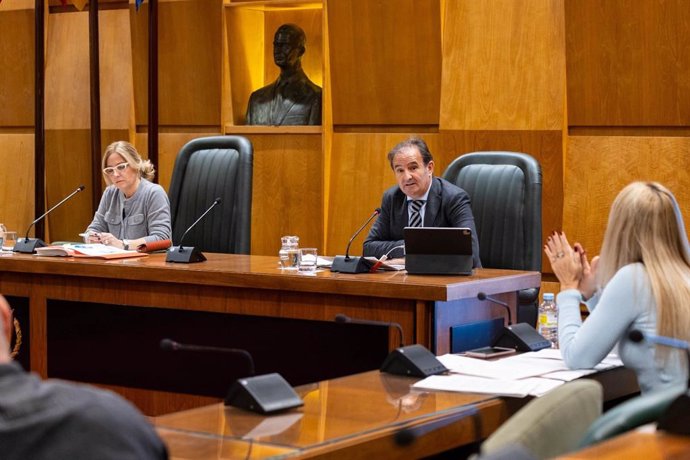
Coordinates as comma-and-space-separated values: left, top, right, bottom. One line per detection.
413, 350, 622, 398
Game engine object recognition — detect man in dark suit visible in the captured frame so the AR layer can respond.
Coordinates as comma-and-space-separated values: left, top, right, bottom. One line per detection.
245, 23, 322, 125
363, 137, 482, 267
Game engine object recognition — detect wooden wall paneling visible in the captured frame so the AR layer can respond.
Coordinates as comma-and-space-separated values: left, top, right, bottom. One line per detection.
326, 133, 441, 256
99, 8, 135, 131
44, 130, 94, 242
44, 11, 91, 130
440, 0, 566, 130
0, 8, 35, 127
159, 0, 222, 127
565, 0, 690, 127
0, 135, 35, 234
327, 0, 442, 126
564, 136, 690, 258
132, 0, 223, 128
225, 6, 265, 126
438, 130, 563, 273
249, 133, 323, 256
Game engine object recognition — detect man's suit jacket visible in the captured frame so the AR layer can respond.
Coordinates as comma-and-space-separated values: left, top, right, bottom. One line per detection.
245, 71, 322, 125
363, 177, 482, 267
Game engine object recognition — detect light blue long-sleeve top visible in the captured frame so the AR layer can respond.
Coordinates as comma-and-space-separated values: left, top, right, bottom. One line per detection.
557, 263, 687, 394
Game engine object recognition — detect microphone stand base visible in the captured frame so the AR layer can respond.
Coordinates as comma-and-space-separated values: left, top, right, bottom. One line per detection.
330, 256, 374, 274
493, 323, 552, 352
165, 246, 207, 263
225, 373, 304, 414
380, 344, 449, 378
13, 238, 46, 254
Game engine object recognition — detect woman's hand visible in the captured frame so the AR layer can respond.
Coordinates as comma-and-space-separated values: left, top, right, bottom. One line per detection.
544, 231, 582, 291
94, 232, 123, 248
575, 242, 599, 300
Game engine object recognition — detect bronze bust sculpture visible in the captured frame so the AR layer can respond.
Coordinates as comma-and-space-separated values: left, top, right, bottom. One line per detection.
245, 24, 322, 126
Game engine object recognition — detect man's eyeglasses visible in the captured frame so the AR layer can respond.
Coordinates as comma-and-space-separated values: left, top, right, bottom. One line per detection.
103, 162, 129, 176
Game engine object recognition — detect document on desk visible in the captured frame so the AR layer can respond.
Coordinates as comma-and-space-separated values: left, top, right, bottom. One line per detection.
423, 351, 624, 396
438, 354, 564, 380
413, 374, 538, 398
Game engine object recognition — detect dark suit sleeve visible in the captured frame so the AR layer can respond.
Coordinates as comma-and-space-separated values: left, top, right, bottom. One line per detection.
444, 187, 482, 268
363, 191, 405, 259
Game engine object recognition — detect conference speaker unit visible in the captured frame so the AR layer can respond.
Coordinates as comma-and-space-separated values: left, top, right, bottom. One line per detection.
225, 373, 304, 414
493, 323, 552, 352
380, 344, 448, 378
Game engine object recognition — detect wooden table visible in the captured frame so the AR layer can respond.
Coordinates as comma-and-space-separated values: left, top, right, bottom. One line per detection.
0, 252, 539, 415
155, 367, 640, 460
558, 430, 690, 459
154, 370, 507, 459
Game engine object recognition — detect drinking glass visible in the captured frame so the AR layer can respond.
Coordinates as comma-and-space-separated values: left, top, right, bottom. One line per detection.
2, 231, 16, 250
298, 248, 318, 273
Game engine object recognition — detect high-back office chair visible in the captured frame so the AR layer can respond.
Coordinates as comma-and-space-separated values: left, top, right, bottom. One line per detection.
477, 380, 603, 460
442, 152, 542, 325
168, 136, 253, 254
577, 385, 685, 448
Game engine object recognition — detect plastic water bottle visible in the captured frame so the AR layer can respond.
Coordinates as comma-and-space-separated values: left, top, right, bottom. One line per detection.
538, 293, 558, 348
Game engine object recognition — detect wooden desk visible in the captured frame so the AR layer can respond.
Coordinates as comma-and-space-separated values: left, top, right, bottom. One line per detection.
155, 371, 507, 459
0, 252, 539, 415
155, 367, 640, 460
558, 430, 690, 459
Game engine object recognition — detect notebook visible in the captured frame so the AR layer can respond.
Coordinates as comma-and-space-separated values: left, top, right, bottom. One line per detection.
403, 227, 473, 275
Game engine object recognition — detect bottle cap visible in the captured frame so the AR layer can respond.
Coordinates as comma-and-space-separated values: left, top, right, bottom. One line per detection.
543, 293, 555, 301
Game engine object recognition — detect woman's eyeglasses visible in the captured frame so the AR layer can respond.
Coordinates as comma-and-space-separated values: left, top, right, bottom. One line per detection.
103, 162, 129, 176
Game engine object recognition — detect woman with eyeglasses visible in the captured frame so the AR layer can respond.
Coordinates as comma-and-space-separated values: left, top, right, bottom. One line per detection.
84, 141, 171, 250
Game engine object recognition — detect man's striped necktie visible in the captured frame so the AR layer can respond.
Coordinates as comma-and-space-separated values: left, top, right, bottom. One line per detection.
409, 200, 425, 227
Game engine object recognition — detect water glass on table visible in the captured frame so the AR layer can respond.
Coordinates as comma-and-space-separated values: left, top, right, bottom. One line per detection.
298, 248, 318, 273
2, 231, 17, 251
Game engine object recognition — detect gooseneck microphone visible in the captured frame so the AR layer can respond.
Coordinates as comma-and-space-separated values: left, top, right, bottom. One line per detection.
628, 329, 690, 436
477, 292, 512, 325
480, 292, 552, 352
166, 197, 222, 263
331, 208, 381, 274
161, 338, 304, 414
160, 338, 255, 376
629, 329, 690, 350
14, 185, 86, 253
335, 313, 405, 347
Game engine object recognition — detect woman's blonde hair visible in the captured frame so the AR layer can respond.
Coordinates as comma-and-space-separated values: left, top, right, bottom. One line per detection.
598, 182, 690, 345
101, 141, 155, 183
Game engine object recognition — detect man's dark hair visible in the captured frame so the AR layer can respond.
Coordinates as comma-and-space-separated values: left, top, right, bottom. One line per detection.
387, 137, 434, 169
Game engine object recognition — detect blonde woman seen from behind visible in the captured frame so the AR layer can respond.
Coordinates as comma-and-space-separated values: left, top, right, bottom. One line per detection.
545, 182, 690, 394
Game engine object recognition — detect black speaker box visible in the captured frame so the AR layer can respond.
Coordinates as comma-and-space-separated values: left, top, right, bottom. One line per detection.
380, 344, 448, 377
492, 323, 552, 352
330, 256, 374, 273
165, 246, 207, 263
225, 373, 304, 414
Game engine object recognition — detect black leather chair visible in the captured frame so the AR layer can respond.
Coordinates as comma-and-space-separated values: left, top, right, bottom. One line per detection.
442, 152, 542, 325
168, 136, 253, 254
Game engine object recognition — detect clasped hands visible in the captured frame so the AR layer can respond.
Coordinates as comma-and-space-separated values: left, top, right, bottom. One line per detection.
544, 231, 599, 301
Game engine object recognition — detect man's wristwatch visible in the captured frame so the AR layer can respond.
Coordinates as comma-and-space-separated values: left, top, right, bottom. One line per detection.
123, 239, 130, 251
